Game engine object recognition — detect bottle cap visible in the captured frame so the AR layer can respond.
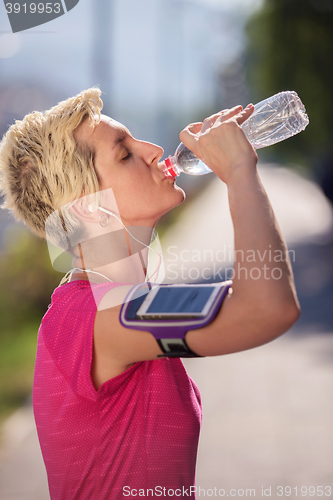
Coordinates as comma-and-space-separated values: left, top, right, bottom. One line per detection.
165, 156, 179, 178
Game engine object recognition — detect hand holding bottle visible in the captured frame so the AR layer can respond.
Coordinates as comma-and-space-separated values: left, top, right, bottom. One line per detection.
159, 91, 309, 179
179, 105, 257, 185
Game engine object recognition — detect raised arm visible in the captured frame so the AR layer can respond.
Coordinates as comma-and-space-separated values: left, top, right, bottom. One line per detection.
92, 105, 300, 388
180, 105, 300, 356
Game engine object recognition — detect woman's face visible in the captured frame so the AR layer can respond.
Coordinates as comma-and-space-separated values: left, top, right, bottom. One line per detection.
75, 115, 185, 226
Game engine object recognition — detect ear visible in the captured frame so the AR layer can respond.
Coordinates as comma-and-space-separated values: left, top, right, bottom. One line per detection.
69, 198, 100, 223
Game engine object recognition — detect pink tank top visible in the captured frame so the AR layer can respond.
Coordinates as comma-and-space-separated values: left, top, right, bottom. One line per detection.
33, 280, 202, 499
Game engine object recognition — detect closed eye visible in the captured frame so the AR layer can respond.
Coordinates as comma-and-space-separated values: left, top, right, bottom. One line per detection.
122, 151, 132, 161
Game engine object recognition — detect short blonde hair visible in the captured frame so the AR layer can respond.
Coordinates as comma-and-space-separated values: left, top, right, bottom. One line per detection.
0, 88, 103, 244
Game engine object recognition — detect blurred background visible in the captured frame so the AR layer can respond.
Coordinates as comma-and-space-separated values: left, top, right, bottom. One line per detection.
0, 0, 332, 498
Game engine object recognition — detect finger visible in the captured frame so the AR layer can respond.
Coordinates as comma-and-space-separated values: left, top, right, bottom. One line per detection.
179, 124, 202, 153
201, 106, 243, 133
215, 106, 243, 119
201, 116, 217, 134
185, 122, 203, 135
234, 104, 254, 126
215, 105, 245, 125
201, 111, 226, 133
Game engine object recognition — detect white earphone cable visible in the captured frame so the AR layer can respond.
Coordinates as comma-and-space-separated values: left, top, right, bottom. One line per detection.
97, 206, 162, 283
60, 205, 163, 286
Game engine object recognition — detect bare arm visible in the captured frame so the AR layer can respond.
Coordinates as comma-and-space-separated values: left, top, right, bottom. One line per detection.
180, 105, 300, 356
92, 105, 300, 387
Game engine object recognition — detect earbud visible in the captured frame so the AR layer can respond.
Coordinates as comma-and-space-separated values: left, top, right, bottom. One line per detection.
88, 204, 117, 218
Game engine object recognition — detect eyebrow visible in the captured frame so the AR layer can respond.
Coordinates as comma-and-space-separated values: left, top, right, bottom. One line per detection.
111, 128, 132, 151
112, 133, 126, 150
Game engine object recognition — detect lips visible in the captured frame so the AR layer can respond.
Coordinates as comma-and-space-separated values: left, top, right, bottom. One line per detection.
158, 161, 174, 180
161, 169, 174, 182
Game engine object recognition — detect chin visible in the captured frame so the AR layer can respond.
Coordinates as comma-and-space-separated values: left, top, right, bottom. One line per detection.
156, 185, 186, 221
166, 185, 186, 213
174, 184, 186, 203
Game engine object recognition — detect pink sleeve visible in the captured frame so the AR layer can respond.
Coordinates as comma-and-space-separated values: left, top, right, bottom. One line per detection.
39, 281, 120, 400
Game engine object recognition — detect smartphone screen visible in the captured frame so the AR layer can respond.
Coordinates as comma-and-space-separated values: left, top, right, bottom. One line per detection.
136, 285, 220, 319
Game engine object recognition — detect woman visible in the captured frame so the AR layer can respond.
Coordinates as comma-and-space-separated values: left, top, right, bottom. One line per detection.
0, 88, 300, 499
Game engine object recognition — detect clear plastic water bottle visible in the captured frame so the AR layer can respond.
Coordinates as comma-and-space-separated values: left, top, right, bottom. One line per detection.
159, 91, 309, 177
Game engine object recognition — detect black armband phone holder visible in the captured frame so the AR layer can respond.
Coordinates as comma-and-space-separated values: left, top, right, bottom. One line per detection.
119, 281, 232, 358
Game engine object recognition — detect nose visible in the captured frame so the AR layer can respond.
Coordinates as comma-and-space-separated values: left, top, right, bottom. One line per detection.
139, 140, 164, 166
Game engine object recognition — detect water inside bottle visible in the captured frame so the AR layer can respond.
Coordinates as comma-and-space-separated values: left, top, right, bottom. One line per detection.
166, 91, 309, 175
175, 143, 212, 175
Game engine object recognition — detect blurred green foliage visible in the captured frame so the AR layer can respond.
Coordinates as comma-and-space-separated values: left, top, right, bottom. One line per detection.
0, 226, 61, 422
246, 0, 333, 168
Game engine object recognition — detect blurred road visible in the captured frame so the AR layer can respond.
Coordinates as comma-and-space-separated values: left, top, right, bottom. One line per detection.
0, 164, 332, 500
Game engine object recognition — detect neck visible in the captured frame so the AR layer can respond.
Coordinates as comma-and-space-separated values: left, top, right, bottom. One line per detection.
71, 225, 156, 284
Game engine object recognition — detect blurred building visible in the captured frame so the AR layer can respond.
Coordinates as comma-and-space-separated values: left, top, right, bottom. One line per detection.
0, 0, 262, 148
0, 0, 262, 244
